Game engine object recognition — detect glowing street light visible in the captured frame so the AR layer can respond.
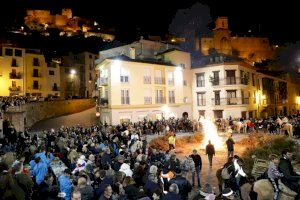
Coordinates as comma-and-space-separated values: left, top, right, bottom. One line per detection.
70, 69, 76, 75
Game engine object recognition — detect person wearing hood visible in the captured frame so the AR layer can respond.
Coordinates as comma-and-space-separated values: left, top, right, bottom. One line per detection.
58, 169, 72, 200
72, 155, 87, 174
31, 157, 48, 185
119, 163, 133, 177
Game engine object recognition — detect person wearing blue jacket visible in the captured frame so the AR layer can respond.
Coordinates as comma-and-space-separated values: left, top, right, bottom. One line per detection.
58, 168, 73, 200
35, 147, 51, 167
31, 157, 48, 185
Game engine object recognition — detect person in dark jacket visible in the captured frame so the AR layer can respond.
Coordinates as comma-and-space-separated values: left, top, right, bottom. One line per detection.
77, 177, 94, 200
278, 149, 300, 195
169, 167, 192, 200
205, 140, 215, 167
144, 173, 160, 197
190, 149, 202, 188
123, 176, 138, 200
164, 183, 180, 200
225, 135, 235, 158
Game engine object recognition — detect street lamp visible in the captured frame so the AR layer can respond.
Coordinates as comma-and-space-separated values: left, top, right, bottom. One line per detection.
70, 69, 76, 98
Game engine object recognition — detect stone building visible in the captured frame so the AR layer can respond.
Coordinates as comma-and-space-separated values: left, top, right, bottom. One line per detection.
201, 17, 274, 63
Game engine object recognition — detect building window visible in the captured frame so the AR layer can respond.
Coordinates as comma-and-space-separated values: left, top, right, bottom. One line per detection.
168, 91, 175, 103
179, 63, 185, 69
155, 70, 164, 84
33, 58, 40, 66
144, 89, 152, 104
252, 73, 255, 86
49, 70, 55, 75
196, 73, 205, 87
120, 67, 129, 83
89, 55, 92, 59
11, 58, 18, 67
5, 48, 13, 56
33, 69, 39, 77
156, 90, 164, 103
212, 71, 220, 85
227, 90, 237, 105
121, 89, 130, 105
213, 91, 221, 105
183, 80, 187, 86
197, 92, 206, 106
15, 49, 22, 57
226, 70, 236, 84
167, 71, 174, 85
144, 68, 151, 84
33, 81, 39, 89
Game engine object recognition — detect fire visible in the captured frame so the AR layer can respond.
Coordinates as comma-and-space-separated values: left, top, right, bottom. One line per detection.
199, 117, 224, 150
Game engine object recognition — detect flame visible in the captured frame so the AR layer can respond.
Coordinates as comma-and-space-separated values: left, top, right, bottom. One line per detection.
199, 117, 224, 150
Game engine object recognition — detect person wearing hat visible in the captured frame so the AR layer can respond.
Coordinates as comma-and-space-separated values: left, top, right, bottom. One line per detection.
169, 166, 192, 200
58, 169, 72, 200
222, 188, 234, 199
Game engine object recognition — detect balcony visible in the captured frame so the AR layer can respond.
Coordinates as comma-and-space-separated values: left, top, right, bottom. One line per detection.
197, 99, 206, 106
211, 97, 250, 106
121, 97, 130, 105
9, 72, 22, 79
168, 96, 175, 104
144, 97, 152, 104
99, 77, 108, 85
155, 77, 165, 84
168, 79, 175, 85
211, 77, 249, 86
9, 86, 21, 92
155, 97, 166, 104
32, 73, 42, 78
143, 76, 151, 84
99, 98, 108, 106
52, 86, 60, 91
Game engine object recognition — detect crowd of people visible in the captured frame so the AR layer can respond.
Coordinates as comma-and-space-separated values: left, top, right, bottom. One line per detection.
0, 96, 30, 112
0, 113, 299, 200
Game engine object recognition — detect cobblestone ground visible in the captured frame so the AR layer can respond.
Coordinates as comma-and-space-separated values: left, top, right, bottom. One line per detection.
147, 133, 248, 197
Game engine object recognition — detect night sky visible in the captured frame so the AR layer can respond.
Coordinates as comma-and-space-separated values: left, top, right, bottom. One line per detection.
0, 0, 299, 44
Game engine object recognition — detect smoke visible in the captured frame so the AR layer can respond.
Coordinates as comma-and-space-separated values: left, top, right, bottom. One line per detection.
168, 3, 212, 66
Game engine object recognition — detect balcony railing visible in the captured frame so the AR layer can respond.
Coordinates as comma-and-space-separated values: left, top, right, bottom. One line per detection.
168, 79, 174, 85
99, 98, 108, 106
211, 97, 250, 106
143, 76, 151, 84
9, 72, 22, 79
99, 77, 108, 85
155, 97, 166, 104
144, 97, 152, 104
9, 86, 21, 91
121, 97, 130, 105
168, 96, 175, 103
155, 77, 165, 84
197, 99, 206, 106
211, 77, 249, 86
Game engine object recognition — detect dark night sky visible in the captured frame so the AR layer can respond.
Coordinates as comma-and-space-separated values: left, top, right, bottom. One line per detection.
0, 0, 299, 44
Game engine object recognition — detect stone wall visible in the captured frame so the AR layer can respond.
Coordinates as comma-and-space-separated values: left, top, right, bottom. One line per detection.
4, 99, 95, 132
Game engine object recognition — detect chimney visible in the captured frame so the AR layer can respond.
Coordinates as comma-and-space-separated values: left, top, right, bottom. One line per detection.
129, 47, 136, 59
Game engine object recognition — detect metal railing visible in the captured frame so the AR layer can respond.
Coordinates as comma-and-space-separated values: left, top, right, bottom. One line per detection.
168, 79, 175, 85
211, 77, 249, 86
9, 86, 21, 91
155, 97, 166, 104
9, 72, 22, 79
121, 97, 130, 105
211, 97, 250, 106
144, 97, 152, 104
155, 77, 165, 84
143, 76, 151, 84
197, 99, 206, 106
168, 97, 175, 103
